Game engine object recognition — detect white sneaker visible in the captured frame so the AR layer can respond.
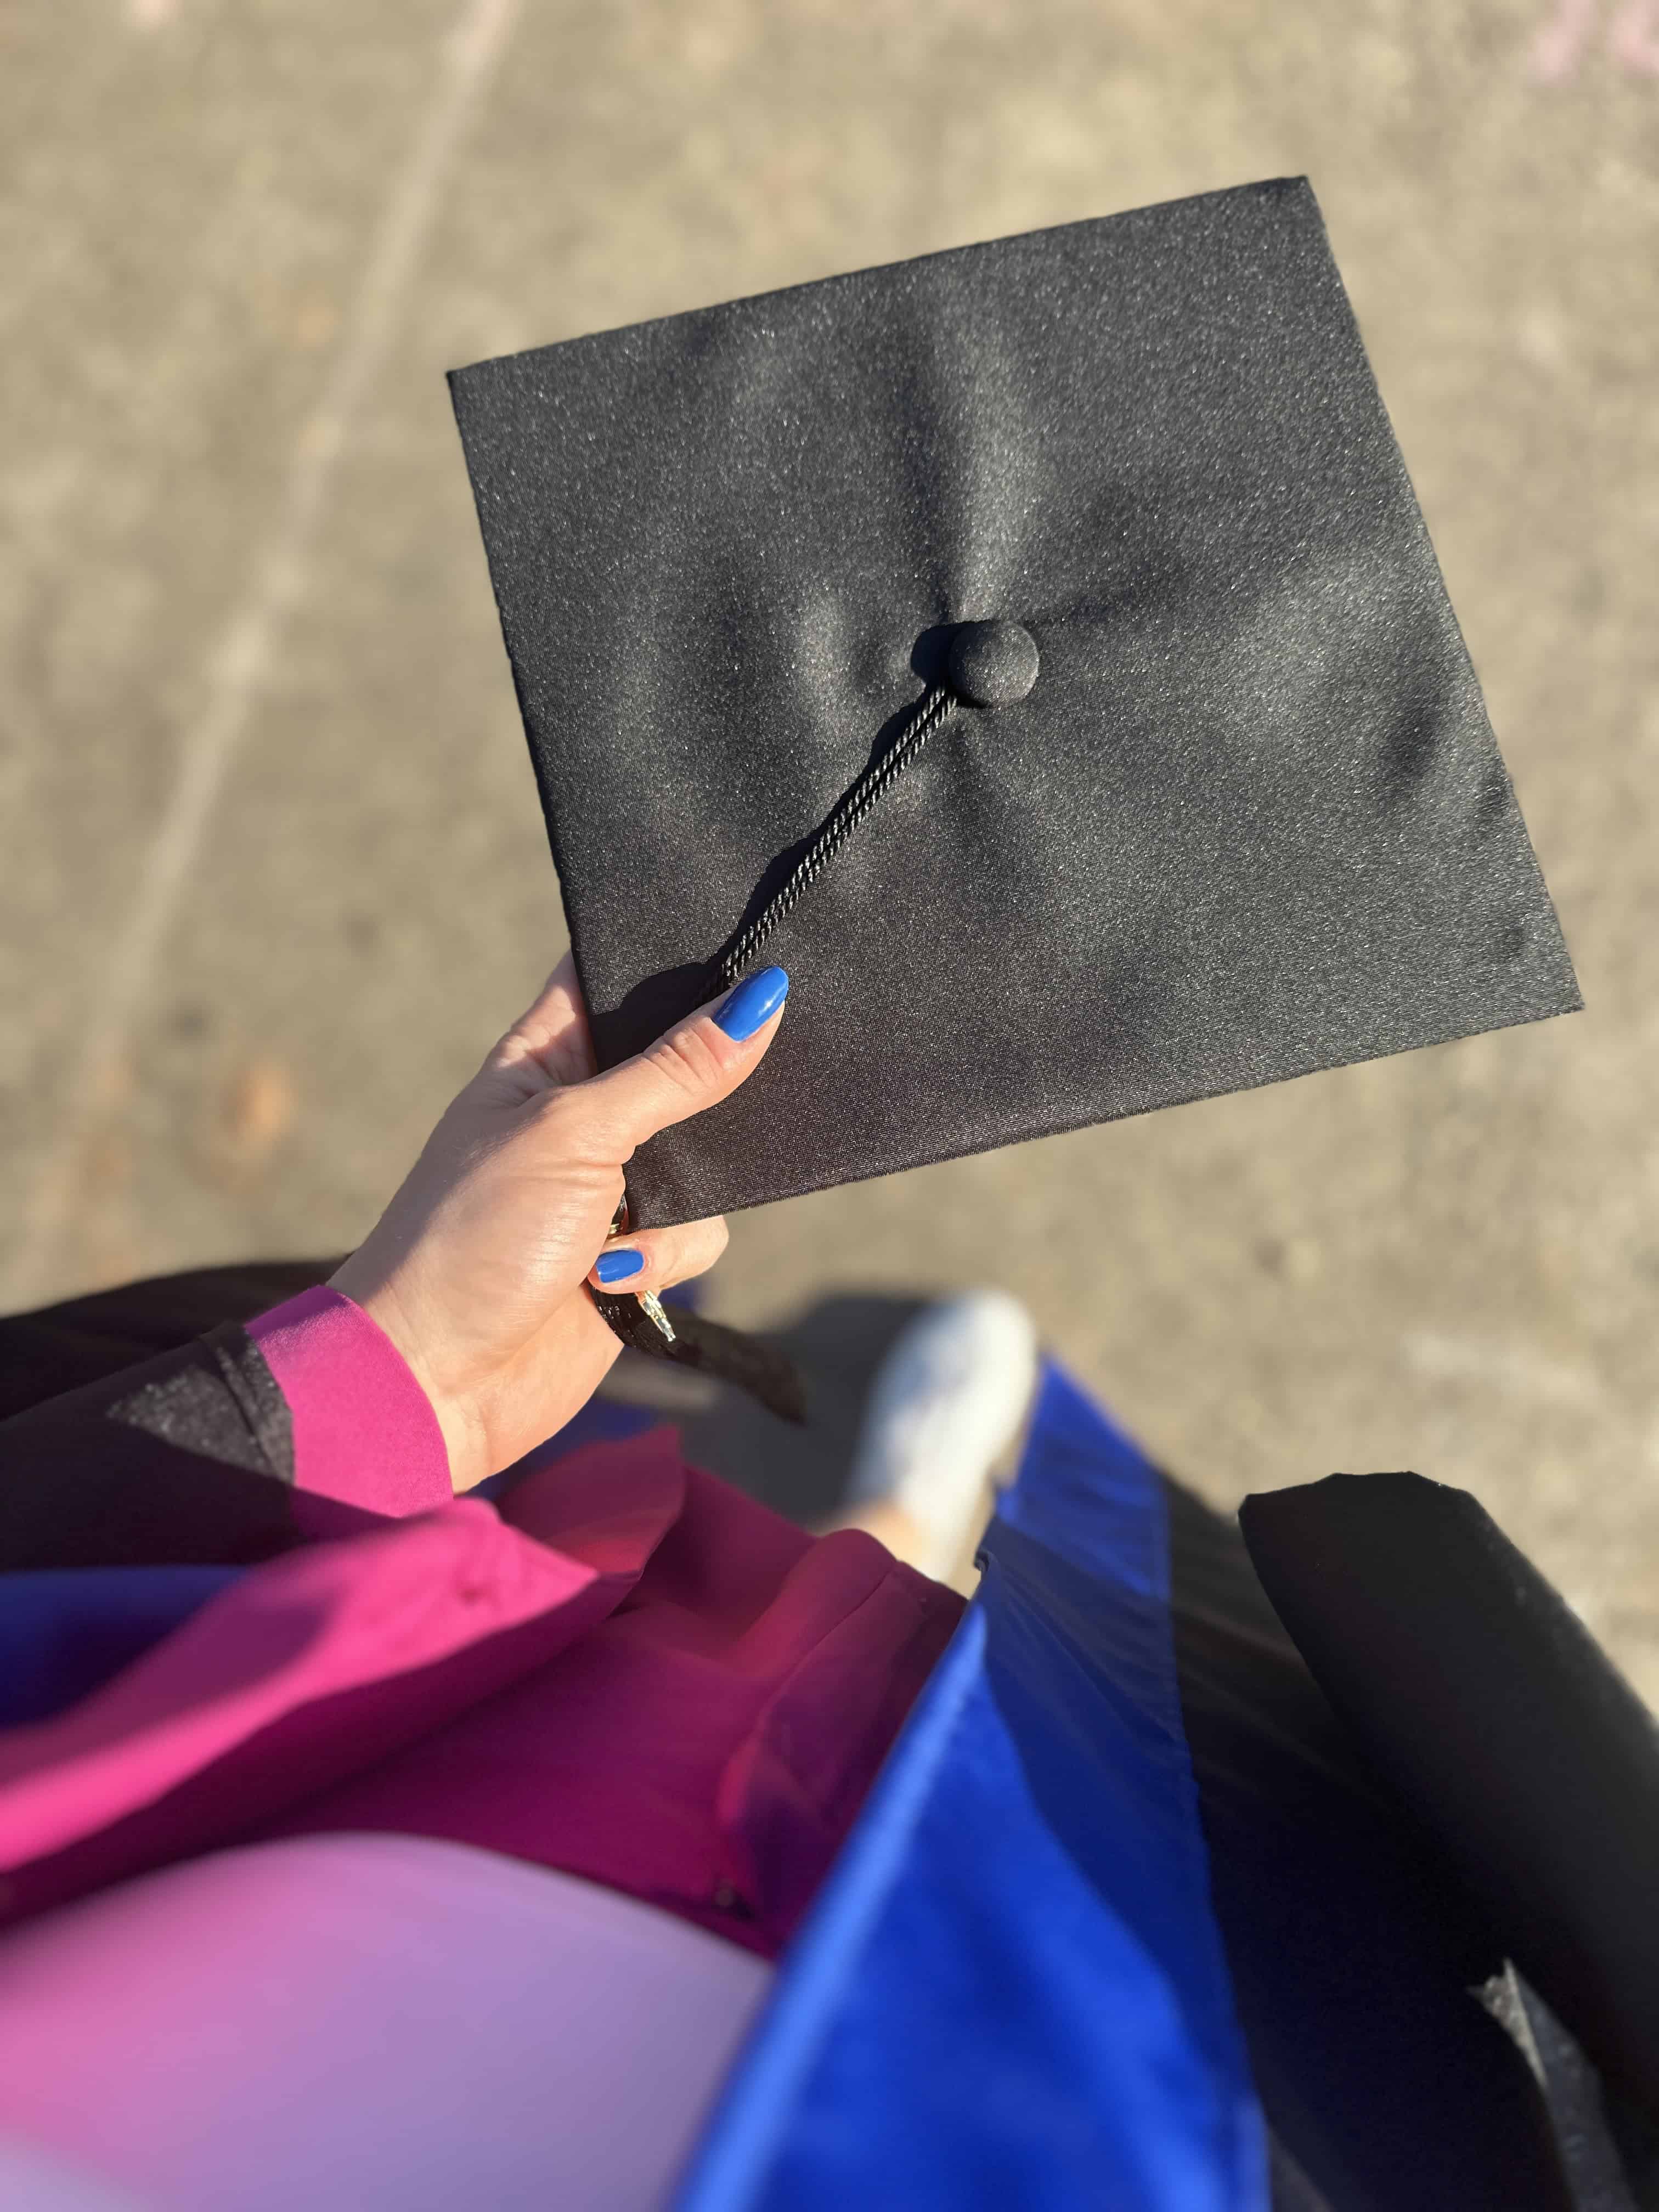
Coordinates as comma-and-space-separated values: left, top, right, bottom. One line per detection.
844, 1291, 1040, 1583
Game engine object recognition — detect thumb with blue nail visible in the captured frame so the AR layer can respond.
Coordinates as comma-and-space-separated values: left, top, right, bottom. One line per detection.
330, 958, 789, 1493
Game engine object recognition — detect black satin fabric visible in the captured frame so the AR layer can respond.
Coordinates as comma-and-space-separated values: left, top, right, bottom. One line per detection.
450, 177, 1578, 1227
1241, 1473, 1659, 2121
1165, 1479, 1585, 2211
0, 1264, 326, 1571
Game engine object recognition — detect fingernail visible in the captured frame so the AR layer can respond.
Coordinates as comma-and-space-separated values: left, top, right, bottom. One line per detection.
595, 1248, 644, 1285
714, 965, 790, 1042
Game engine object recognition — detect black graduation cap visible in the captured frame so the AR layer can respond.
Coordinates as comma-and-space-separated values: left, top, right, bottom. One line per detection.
450, 177, 1578, 1230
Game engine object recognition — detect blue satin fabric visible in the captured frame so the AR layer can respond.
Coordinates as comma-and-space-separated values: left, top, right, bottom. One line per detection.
0, 1395, 660, 1728
676, 1363, 1267, 2212
0, 1565, 242, 1728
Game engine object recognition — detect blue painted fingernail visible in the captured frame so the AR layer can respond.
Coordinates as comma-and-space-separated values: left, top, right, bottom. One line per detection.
595, 1248, 644, 1284
714, 965, 789, 1042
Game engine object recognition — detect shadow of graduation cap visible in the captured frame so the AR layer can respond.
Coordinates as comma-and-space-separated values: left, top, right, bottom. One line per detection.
449, 176, 1578, 1234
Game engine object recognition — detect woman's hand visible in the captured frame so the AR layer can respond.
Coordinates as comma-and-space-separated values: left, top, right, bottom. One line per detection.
329, 958, 788, 1492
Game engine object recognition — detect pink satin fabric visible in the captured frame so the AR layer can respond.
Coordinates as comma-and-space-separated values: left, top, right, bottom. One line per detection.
247, 1285, 452, 1517
0, 1290, 963, 1957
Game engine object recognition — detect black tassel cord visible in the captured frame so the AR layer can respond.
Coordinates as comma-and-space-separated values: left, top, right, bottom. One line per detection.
714, 685, 958, 990
594, 682, 964, 1421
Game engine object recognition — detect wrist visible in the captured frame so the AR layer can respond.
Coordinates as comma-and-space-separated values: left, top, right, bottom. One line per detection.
424, 1392, 490, 1494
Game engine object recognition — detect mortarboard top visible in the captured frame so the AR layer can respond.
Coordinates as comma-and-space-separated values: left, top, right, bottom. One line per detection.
450, 176, 1578, 1230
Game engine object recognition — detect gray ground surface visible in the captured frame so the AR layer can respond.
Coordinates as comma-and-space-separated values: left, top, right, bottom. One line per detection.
3, 3, 1655, 1685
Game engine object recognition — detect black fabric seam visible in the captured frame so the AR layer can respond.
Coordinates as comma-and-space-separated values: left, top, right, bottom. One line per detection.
201, 1321, 296, 1485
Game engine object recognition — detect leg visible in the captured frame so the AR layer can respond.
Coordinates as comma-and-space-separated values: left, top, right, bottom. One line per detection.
826, 1291, 1039, 1590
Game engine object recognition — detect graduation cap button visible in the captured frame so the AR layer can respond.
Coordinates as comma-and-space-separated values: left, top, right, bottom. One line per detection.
945, 619, 1039, 707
